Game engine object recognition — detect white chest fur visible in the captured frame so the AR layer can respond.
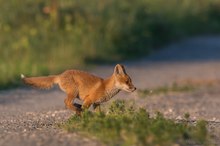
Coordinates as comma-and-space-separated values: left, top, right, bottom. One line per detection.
96, 88, 120, 104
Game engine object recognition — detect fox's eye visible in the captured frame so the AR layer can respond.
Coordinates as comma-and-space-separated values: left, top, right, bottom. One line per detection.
126, 80, 129, 84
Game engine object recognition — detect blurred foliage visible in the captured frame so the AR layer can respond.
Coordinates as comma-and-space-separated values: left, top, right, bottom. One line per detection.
137, 82, 196, 97
63, 100, 211, 146
1, 0, 220, 88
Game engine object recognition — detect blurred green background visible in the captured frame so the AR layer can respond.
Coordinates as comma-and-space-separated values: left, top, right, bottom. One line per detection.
1, 0, 220, 88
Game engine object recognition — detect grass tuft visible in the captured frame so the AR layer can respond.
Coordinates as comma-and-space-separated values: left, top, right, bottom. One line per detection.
62, 100, 211, 146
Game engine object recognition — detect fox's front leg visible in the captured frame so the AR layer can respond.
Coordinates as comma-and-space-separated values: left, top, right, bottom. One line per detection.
81, 94, 99, 110
82, 98, 93, 110
82, 89, 104, 111
93, 103, 101, 112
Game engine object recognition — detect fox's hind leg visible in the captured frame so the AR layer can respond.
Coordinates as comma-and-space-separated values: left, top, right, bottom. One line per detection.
64, 92, 82, 115
58, 75, 81, 114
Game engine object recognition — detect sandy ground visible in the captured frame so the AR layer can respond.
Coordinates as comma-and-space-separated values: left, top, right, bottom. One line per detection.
1, 36, 220, 146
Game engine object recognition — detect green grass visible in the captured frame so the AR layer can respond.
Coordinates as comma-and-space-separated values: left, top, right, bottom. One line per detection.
137, 83, 195, 98
1, 0, 220, 88
62, 100, 211, 146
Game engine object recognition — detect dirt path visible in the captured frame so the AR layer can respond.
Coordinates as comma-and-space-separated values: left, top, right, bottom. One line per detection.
1, 36, 220, 146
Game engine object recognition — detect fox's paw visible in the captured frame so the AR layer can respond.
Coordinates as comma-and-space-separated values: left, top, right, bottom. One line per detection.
75, 107, 82, 116
73, 103, 82, 109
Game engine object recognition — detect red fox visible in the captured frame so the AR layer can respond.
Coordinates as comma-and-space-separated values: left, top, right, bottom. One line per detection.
21, 64, 136, 114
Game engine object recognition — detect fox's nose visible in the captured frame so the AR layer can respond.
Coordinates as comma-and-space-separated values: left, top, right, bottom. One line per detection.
130, 87, 136, 91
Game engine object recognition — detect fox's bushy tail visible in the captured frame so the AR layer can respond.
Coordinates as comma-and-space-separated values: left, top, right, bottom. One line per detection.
21, 74, 59, 89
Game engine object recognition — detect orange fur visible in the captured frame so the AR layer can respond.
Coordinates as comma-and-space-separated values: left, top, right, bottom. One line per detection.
22, 75, 58, 89
21, 64, 136, 114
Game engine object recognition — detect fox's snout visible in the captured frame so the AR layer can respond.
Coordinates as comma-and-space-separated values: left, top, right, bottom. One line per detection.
130, 87, 136, 92
127, 85, 136, 92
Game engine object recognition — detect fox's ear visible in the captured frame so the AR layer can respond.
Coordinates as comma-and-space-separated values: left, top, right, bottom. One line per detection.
114, 64, 126, 75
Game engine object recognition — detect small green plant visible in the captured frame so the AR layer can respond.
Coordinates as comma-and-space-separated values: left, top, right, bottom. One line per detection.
184, 112, 190, 120
62, 100, 211, 146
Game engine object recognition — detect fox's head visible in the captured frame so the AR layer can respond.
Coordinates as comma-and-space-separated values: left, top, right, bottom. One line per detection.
113, 64, 136, 92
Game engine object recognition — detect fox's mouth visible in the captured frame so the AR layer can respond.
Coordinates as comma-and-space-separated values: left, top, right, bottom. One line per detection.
125, 87, 136, 92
